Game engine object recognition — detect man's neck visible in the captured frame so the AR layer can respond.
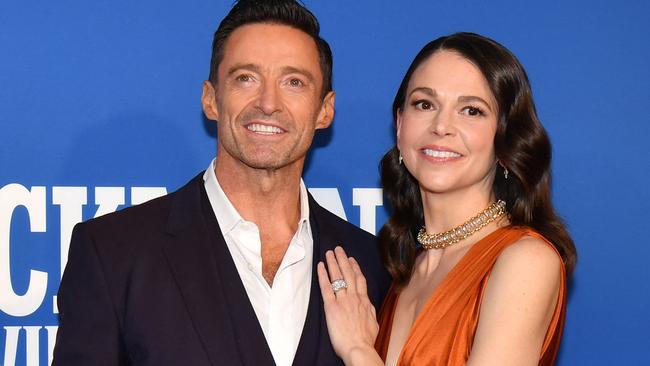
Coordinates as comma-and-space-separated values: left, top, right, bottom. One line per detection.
214, 155, 304, 229
214, 155, 307, 286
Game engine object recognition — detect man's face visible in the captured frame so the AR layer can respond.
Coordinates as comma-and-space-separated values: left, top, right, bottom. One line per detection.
202, 23, 334, 171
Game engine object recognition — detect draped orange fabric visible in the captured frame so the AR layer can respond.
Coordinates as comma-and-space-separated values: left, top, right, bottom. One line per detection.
375, 226, 566, 365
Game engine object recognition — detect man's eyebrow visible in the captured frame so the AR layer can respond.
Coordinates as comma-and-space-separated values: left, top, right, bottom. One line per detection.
281, 66, 315, 83
408, 87, 436, 97
458, 95, 494, 112
227, 63, 261, 76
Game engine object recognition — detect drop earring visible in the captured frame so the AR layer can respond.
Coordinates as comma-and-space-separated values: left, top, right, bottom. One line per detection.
399, 152, 403, 165
499, 161, 508, 179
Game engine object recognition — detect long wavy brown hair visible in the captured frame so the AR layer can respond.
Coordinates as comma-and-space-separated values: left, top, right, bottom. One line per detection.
379, 32, 577, 288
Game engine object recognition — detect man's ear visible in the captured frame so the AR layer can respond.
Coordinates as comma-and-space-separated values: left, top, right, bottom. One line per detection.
201, 80, 219, 121
315, 91, 335, 130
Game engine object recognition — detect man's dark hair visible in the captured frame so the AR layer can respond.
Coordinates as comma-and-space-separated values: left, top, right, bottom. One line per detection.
209, 0, 333, 97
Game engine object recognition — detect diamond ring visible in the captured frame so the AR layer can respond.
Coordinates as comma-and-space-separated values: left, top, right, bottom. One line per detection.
331, 279, 348, 293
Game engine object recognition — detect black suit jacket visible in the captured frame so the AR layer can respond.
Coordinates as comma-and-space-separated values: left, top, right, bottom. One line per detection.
53, 173, 390, 366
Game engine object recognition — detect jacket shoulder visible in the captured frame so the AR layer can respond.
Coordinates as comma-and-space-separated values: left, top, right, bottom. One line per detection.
77, 191, 175, 248
79, 173, 202, 239
311, 200, 377, 245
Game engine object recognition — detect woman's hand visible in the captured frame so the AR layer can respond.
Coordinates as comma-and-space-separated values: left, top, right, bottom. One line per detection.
317, 246, 384, 366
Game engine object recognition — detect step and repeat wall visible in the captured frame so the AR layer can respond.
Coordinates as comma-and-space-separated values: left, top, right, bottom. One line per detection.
1, 0, 649, 365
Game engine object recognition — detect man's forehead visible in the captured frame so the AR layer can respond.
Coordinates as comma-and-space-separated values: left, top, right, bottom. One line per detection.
219, 23, 321, 72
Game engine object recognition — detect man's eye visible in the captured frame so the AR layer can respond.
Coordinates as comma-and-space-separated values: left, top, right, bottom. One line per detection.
236, 74, 252, 82
461, 106, 484, 116
289, 78, 304, 87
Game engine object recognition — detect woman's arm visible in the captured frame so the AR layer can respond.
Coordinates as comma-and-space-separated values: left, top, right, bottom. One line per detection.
317, 246, 385, 366
467, 236, 563, 366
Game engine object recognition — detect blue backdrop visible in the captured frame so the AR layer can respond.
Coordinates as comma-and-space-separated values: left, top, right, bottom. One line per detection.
2, 0, 649, 365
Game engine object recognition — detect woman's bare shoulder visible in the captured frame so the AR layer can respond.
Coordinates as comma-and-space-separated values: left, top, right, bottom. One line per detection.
493, 234, 563, 284
466, 234, 563, 365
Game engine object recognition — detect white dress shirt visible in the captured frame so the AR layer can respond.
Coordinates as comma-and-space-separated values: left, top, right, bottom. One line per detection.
202, 159, 313, 366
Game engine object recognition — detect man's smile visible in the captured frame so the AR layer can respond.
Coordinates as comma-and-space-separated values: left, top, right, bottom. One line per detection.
244, 122, 287, 135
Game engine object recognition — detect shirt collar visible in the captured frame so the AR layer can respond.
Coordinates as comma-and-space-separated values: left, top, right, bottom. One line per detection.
203, 158, 311, 236
203, 159, 242, 235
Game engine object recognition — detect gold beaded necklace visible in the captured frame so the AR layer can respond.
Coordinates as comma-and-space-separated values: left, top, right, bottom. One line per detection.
416, 200, 507, 250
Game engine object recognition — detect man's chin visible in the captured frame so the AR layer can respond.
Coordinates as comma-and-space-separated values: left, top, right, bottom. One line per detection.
217, 146, 305, 172
240, 156, 295, 171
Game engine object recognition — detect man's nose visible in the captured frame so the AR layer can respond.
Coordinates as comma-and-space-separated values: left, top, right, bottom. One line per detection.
255, 82, 282, 115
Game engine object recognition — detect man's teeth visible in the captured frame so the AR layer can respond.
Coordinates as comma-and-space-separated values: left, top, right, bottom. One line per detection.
422, 149, 461, 158
246, 124, 283, 134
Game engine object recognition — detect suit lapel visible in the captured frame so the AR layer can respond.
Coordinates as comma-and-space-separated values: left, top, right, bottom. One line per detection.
199, 184, 276, 366
292, 195, 342, 366
161, 175, 274, 366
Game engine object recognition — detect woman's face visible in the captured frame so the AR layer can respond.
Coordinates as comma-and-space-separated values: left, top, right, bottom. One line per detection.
397, 50, 499, 197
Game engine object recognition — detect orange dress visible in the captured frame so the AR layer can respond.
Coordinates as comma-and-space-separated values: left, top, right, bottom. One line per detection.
375, 227, 566, 365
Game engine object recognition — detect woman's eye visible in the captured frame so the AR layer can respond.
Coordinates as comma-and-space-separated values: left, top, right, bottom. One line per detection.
461, 106, 484, 116
413, 100, 433, 110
